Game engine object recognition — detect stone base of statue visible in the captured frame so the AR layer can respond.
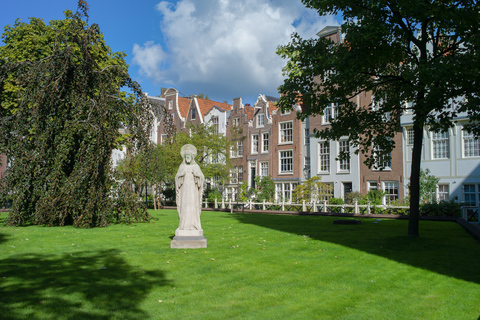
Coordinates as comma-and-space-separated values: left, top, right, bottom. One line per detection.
170, 229, 207, 249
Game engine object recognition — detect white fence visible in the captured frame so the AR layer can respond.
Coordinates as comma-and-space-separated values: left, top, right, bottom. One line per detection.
204, 199, 409, 215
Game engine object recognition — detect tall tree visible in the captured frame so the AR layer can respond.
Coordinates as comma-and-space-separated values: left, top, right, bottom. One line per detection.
277, 0, 480, 236
0, 1, 153, 227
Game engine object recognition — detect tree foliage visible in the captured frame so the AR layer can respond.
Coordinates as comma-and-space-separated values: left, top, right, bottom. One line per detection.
292, 176, 333, 203
254, 176, 275, 202
278, 0, 480, 236
116, 122, 232, 205
0, 2, 153, 227
407, 168, 440, 204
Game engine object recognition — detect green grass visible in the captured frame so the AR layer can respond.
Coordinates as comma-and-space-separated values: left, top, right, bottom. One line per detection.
1, 210, 479, 319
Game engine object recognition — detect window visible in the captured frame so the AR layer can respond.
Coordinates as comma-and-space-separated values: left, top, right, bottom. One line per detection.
318, 183, 334, 202
212, 116, 219, 135
230, 140, 243, 158
432, 130, 449, 159
372, 95, 391, 121
251, 135, 259, 154
168, 100, 173, 110
275, 183, 298, 203
238, 166, 243, 181
438, 184, 449, 202
464, 184, 477, 206
383, 181, 399, 205
279, 121, 293, 143
373, 144, 392, 170
406, 127, 414, 145
160, 134, 168, 145
232, 117, 239, 127
304, 128, 310, 145
323, 103, 338, 123
237, 140, 243, 157
338, 140, 350, 172
281, 108, 291, 115
319, 141, 330, 173
279, 150, 293, 173
260, 162, 269, 177
276, 184, 282, 202
257, 114, 265, 127
262, 132, 269, 152
230, 168, 238, 184
368, 181, 378, 191
463, 129, 480, 157
191, 107, 196, 120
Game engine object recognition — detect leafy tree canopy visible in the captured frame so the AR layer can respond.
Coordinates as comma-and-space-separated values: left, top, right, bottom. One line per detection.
278, 0, 479, 236
0, 1, 153, 227
117, 122, 232, 200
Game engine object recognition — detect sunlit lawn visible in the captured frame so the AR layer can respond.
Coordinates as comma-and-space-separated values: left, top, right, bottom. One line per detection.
1, 209, 479, 319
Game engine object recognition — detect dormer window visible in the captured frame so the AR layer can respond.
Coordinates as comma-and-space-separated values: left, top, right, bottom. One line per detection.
257, 114, 265, 127
192, 107, 196, 120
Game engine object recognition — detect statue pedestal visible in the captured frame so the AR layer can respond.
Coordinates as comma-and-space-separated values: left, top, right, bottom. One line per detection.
170, 229, 207, 248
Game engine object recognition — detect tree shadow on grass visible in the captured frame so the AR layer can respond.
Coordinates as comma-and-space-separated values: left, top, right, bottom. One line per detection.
229, 213, 480, 285
0, 249, 171, 320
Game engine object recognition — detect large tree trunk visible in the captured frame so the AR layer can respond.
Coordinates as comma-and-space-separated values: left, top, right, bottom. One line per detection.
408, 122, 424, 236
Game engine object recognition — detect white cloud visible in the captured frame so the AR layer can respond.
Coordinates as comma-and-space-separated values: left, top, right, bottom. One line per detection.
133, 0, 339, 102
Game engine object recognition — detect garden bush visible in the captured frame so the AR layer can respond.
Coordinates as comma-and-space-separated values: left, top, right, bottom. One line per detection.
420, 201, 461, 217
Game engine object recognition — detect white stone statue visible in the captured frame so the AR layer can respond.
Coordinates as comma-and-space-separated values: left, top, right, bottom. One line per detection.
174, 144, 205, 237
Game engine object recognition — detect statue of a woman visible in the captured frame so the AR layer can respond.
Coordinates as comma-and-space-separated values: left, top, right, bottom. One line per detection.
175, 144, 204, 233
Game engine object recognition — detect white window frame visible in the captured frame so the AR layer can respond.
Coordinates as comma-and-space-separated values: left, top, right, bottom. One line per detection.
212, 116, 219, 135
463, 128, 480, 158
279, 150, 293, 174
168, 100, 173, 110
383, 181, 399, 205
406, 127, 414, 145
368, 181, 378, 191
260, 161, 269, 177
257, 113, 265, 127
318, 141, 330, 173
251, 134, 259, 154
338, 140, 350, 172
232, 117, 239, 127
463, 184, 477, 206
262, 132, 269, 153
373, 144, 392, 171
160, 134, 168, 145
437, 184, 449, 202
323, 103, 338, 124
237, 140, 243, 157
432, 130, 450, 159
279, 121, 293, 144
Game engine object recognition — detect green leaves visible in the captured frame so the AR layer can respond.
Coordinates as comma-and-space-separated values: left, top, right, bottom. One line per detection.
0, 3, 152, 227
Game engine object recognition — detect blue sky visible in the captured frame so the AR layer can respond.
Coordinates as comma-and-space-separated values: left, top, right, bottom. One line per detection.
1, 0, 340, 105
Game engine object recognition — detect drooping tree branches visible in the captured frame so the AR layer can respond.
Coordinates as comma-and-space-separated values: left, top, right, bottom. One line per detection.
0, 2, 153, 227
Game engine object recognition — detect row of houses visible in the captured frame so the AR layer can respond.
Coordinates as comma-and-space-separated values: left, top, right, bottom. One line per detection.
148, 85, 480, 206
147, 27, 480, 206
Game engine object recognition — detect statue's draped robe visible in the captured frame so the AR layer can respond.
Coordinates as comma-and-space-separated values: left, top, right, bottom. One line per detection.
175, 162, 204, 230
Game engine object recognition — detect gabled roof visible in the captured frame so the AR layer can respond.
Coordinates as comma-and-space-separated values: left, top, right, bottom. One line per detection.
177, 97, 191, 119
196, 98, 232, 117
317, 26, 341, 38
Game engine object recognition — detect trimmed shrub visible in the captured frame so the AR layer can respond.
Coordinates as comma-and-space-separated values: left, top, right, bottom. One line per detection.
420, 201, 461, 217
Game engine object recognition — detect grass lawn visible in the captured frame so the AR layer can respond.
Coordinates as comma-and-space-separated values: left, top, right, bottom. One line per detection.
1, 209, 479, 319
